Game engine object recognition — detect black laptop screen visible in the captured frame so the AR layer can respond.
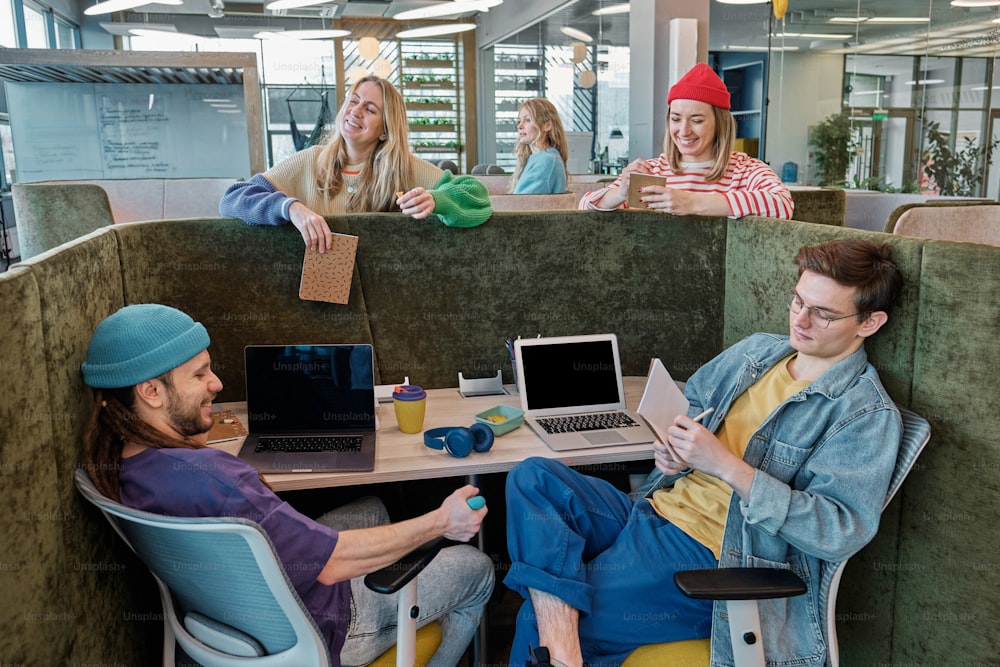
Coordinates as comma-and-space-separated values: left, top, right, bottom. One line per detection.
520, 339, 621, 410
244, 344, 376, 433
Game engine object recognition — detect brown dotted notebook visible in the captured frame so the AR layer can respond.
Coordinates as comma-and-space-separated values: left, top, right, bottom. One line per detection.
207, 410, 248, 444
298, 233, 359, 304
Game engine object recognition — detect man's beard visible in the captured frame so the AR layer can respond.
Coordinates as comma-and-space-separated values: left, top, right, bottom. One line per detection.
165, 390, 215, 438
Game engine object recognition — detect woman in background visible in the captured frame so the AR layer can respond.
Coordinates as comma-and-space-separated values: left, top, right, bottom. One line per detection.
509, 98, 569, 195
220, 75, 492, 253
579, 63, 793, 219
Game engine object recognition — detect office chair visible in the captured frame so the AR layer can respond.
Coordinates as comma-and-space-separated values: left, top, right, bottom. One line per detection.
623, 406, 932, 667
74, 469, 443, 667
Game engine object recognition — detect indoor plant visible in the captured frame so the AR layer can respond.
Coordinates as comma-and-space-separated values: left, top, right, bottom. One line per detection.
808, 111, 858, 187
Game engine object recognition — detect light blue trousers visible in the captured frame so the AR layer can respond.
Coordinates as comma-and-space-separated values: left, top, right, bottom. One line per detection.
504, 457, 716, 667
318, 497, 495, 667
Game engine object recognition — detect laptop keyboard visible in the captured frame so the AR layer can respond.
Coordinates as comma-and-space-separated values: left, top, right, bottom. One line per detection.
536, 411, 640, 434
255, 435, 363, 453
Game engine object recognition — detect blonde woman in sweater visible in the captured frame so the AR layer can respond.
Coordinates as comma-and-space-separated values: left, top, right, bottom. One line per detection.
221, 75, 492, 253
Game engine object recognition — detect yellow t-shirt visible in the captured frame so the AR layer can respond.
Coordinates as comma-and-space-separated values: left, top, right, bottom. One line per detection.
649, 354, 809, 558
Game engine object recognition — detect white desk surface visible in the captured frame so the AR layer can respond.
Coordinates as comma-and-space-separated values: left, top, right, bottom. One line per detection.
211, 376, 655, 492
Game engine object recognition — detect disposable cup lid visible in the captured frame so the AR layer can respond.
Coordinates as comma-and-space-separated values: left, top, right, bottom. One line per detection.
392, 384, 426, 401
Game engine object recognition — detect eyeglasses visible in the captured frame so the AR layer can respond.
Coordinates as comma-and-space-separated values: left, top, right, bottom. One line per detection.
785, 290, 864, 329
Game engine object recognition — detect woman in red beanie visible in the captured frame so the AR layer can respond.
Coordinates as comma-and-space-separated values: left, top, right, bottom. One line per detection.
579, 62, 794, 219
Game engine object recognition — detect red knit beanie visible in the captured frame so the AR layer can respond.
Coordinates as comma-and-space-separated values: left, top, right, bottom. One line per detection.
666, 63, 731, 110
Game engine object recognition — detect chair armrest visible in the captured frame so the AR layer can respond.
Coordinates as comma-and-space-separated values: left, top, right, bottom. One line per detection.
674, 568, 807, 601
363, 538, 445, 594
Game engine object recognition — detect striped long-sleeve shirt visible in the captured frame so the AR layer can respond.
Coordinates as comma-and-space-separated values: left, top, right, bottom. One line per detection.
579, 152, 795, 220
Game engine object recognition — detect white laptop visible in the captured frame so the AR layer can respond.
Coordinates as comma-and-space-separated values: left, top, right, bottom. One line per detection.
237, 344, 377, 473
514, 333, 656, 451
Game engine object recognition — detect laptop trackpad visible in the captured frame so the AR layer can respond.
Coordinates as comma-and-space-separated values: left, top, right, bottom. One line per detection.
583, 431, 627, 446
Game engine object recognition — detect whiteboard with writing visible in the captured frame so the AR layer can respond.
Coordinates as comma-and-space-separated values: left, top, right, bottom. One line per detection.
7, 82, 251, 182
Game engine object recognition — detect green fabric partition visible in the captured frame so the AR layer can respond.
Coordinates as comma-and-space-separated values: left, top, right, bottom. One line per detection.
12, 182, 116, 260
6, 205, 1000, 664
0, 266, 68, 665
348, 211, 728, 389
788, 188, 846, 227
19, 228, 155, 665
112, 218, 375, 402
892, 240, 1000, 663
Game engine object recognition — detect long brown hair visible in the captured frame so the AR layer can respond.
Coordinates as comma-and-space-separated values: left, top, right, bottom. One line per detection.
82, 378, 201, 501
313, 75, 415, 212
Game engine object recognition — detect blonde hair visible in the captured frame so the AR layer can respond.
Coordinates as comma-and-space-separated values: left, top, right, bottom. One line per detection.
510, 98, 569, 192
664, 105, 736, 183
313, 76, 415, 212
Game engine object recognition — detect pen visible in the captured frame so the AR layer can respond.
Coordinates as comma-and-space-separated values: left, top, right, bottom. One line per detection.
691, 407, 714, 423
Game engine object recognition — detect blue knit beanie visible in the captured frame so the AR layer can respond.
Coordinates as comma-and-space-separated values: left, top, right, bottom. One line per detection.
82, 304, 210, 389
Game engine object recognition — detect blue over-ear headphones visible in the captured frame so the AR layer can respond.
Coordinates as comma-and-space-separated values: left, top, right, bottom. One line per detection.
423, 423, 495, 458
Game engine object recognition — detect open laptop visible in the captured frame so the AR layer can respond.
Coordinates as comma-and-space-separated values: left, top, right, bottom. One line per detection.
514, 333, 656, 451
237, 344, 377, 473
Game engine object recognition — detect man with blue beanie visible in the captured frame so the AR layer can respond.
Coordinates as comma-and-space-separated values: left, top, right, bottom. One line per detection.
81, 304, 494, 667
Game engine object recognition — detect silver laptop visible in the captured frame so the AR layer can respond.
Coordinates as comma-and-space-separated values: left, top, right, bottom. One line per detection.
514, 333, 656, 451
237, 344, 377, 473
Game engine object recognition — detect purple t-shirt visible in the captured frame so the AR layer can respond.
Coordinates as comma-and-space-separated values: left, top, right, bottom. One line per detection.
119, 447, 351, 663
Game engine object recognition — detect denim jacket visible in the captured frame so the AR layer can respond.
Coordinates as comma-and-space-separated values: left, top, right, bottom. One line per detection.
635, 333, 902, 667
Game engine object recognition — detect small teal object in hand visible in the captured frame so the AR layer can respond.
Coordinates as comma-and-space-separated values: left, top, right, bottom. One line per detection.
467, 496, 486, 510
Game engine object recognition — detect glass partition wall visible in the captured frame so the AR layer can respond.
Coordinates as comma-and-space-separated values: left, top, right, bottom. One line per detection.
482, 0, 1000, 199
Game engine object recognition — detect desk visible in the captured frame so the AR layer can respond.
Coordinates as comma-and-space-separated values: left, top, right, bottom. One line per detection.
212, 377, 655, 666
212, 376, 655, 492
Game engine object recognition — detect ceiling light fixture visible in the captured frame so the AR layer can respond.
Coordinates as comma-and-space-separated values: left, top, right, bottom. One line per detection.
254, 29, 351, 39
951, 0, 1000, 6
396, 24, 477, 38
714, 0, 769, 5
128, 26, 179, 37
905, 78, 945, 85
208, 0, 224, 19
866, 16, 932, 23
728, 44, 800, 51
773, 32, 853, 39
358, 36, 380, 60
393, 0, 502, 21
561, 26, 593, 42
828, 17, 869, 23
265, 0, 329, 11
593, 4, 629, 15
85, 0, 181, 17
100, 21, 175, 35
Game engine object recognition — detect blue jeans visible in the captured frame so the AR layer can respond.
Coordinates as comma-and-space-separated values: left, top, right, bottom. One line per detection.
504, 458, 716, 667
318, 497, 495, 667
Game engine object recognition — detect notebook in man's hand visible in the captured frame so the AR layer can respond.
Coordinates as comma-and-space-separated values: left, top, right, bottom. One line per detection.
299, 233, 359, 304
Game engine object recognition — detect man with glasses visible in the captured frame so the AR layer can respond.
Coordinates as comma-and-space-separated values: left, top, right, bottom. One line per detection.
503, 238, 903, 667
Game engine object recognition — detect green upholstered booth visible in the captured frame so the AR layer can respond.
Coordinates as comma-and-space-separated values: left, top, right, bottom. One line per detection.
12, 182, 116, 260
1, 208, 998, 664
787, 187, 846, 227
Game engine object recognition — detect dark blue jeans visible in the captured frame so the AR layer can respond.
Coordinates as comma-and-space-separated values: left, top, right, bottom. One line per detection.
504, 457, 716, 666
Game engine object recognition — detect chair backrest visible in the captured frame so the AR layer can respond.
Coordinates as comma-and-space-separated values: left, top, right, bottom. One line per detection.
12, 182, 115, 259
73, 469, 331, 666
884, 201, 1000, 245
824, 406, 932, 666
